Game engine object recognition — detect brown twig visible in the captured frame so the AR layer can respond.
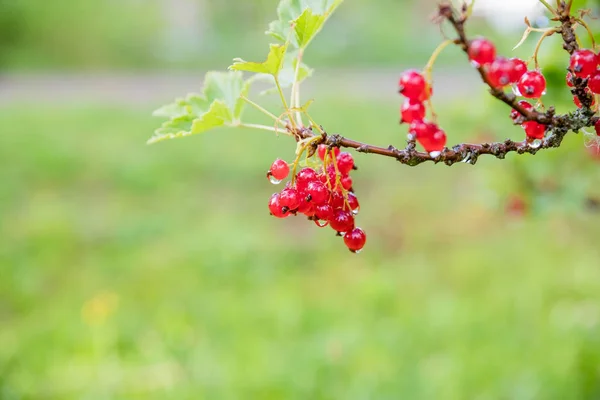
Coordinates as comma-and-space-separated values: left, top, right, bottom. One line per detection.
294, 1, 598, 167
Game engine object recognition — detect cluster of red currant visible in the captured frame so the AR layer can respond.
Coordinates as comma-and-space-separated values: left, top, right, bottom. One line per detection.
467, 37, 550, 140
398, 71, 447, 155
267, 145, 366, 252
567, 49, 600, 109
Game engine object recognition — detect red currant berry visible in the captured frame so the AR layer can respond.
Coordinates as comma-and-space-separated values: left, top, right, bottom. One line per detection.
573, 89, 596, 108
329, 209, 355, 233
398, 70, 427, 100
317, 145, 340, 161
297, 195, 314, 215
509, 58, 527, 83
588, 71, 600, 94
314, 203, 334, 221
522, 121, 546, 140
306, 180, 330, 204
569, 49, 598, 78
336, 152, 355, 175
343, 228, 366, 252
566, 71, 575, 87
268, 158, 289, 183
345, 192, 360, 214
408, 119, 432, 140
419, 83, 433, 102
487, 57, 513, 88
417, 123, 446, 154
279, 188, 301, 210
329, 191, 345, 209
295, 167, 318, 191
517, 71, 546, 98
400, 98, 426, 124
268, 193, 288, 218
510, 100, 534, 121
468, 37, 496, 66
341, 175, 353, 191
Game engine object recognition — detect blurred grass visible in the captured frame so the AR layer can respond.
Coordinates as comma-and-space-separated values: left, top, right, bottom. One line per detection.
1, 92, 600, 399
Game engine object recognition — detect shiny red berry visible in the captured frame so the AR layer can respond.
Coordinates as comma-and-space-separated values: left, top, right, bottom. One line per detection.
295, 167, 317, 191
329, 191, 345, 209
268, 193, 288, 218
522, 121, 546, 140
306, 181, 330, 204
329, 209, 355, 233
487, 57, 513, 88
569, 49, 598, 78
317, 145, 340, 161
517, 71, 546, 98
416, 123, 446, 154
566, 71, 575, 87
279, 188, 301, 210
314, 203, 334, 221
509, 58, 527, 83
345, 192, 360, 214
398, 70, 427, 100
343, 228, 367, 252
341, 175, 353, 191
400, 98, 426, 123
268, 159, 289, 181
468, 37, 496, 66
336, 152, 355, 175
588, 71, 600, 94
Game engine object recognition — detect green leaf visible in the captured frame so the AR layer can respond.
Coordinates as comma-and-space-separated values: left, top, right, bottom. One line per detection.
150, 71, 249, 144
266, 0, 344, 49
148, 101, 230, 144
229, 44, 287, 77
259, 52, 313, 95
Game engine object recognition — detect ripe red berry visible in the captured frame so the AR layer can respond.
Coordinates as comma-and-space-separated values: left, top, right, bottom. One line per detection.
509, 58, 527, 83
416, 123, 446, 154
336, 152, 355, 175
487, 57, 513, 88
400, 98, 426, 124
329, 209, 355, 233
314, 203, 334, 221
279, 187, 301, 210
345, 192, 360, 214
522, 121, 546, 140
317, 145, 340, 161
268, 193, 288, 218
408, 120, 432, 140
419, 83, 433, 102
306, 180, 330, 204
588, 71, 600, 94
343, 228, 367, 253
468, 37, 496, 66
398, 70, 427, 100
517, 71, 546, 98
295, 167, 318, 191
510, 100, 534, 121
268, 159, 289, 182
573, 89, 596, 108
329, 191, 345, 209
569, 49, 598, 78
341, 175, 353, 191
297, 195, 314, 216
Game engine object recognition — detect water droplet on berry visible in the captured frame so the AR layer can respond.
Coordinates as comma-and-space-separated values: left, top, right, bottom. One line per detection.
269, 175, 282, 185
429, 151, 441, 158
528, 139, 542, 149
314, 219, 329, 228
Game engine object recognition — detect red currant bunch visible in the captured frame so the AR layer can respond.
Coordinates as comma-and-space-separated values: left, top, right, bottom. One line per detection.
267, 146, 366, 253
566, 49, 599, 109
398, 70, 446, 155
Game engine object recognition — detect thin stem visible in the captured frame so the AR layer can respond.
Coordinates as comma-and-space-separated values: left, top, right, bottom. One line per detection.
423, 39, 455, 83
241, 96, 285, 126
274, 77, 296, 129
532, 28, 558, 69
236, 123, 290, 134
290, 49, 305, 126
574, 17, 597, 49
538, 0, 559, 17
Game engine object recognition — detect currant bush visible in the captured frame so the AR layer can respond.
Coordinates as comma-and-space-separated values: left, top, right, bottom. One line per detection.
151, 0, 599, 253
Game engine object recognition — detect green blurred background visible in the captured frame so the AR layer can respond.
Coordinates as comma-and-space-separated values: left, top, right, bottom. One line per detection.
1, 0, 600, 398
